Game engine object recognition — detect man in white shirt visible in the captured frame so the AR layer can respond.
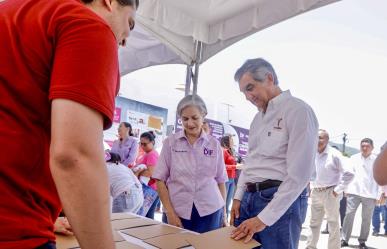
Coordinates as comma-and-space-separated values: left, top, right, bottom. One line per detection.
306, 130, 354, 249
230, 58, 319, 249
341, 138, 378, 249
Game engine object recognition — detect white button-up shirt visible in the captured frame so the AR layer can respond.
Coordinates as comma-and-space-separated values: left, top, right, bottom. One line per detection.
311, 146, 354, 194
234, 90, 319, 226
346, 153, 379, 199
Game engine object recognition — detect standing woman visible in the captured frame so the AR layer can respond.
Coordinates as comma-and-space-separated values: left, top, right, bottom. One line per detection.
111, 122, 138, 167
135, 131, 160, 219
153, 95, 228, 233
221, 135, 237, 219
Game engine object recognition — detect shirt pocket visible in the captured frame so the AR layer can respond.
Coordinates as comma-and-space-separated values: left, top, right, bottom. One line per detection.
258, 129, 288, 157
169, 147, 190, 181
198, 151, 218, 178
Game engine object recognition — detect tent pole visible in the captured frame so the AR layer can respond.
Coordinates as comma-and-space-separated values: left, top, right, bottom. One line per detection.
185, 65, 192, 96
192, 41, 203, 96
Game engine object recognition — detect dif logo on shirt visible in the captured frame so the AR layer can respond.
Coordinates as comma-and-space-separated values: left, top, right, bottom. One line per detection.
203, 147, 213, 156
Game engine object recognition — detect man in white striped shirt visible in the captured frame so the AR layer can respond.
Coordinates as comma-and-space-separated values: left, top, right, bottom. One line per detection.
306, 129, 354, 249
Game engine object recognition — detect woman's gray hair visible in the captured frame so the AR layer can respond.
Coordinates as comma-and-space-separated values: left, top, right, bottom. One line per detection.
234, 58, 279, 85
176, 94, 208, 117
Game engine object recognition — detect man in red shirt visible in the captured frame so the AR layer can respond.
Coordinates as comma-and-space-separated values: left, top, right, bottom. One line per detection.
0, 0, 138, 249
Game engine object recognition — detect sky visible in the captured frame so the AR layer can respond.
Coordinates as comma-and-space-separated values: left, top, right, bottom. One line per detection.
120, 0, 387, 151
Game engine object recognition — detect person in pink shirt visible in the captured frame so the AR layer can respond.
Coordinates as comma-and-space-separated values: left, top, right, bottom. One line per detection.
153, 94, 228, 233
134, 131, 159, 219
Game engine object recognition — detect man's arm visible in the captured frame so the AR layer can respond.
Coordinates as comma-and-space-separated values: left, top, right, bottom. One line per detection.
334, 155, 354, 194
122, 140, 138, 166
374, 146, 387, 185
50, 99, 114, 249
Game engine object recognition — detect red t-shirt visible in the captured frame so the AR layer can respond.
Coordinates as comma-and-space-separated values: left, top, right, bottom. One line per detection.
223, 149, 237, 179
0, 0, 119, 248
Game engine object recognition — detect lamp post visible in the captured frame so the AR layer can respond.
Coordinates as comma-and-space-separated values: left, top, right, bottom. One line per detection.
342, 133, 348, 154
221, 103, 234, 124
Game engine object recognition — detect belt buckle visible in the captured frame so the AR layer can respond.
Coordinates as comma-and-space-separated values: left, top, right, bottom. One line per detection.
315, 186, 328, 192
255, 182, 260, 192
246, 182, 257, 193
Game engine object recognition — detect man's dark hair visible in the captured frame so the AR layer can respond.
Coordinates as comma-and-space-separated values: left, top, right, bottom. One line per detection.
81, 0, 139, 8
361, 138, 374, 147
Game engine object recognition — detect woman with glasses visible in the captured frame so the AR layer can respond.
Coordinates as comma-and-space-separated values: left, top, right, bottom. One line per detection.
134, 131, 160, 219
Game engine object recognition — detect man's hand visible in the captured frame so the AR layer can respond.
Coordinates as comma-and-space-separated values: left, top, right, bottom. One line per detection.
230, 217, 266, 243
54, 217, 73, 236
230, 199, 240, 226
377, 194, 387, 205
166, 211, 183, 228
332, 190, 338, 198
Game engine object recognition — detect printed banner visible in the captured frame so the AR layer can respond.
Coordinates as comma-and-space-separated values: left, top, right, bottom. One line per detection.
104, 97, 168, 150
175, 117, 249, 159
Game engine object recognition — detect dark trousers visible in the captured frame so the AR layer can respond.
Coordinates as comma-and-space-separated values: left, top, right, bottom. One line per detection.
146, 196, 160, 219
36, 241, 56, 249
163, 204, 223, 233
372, 204, 387, 233
340, 196, 347, 226
225, 178, 236, 217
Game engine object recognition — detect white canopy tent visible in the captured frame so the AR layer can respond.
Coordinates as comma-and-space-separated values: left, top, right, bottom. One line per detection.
119, 0, 340, 94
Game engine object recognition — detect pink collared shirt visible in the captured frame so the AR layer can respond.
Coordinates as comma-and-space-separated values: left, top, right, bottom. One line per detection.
153, 130, 228, 220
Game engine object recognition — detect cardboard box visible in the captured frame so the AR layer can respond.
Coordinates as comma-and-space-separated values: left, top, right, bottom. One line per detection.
186, 226, 260, 249
111, 218, 159, 230
143, 232, 197, 249
121, 224, 183, 240
110, 212, 139, 221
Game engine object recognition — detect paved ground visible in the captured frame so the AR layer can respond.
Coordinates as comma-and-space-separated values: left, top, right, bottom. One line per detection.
299, 203, 387, 249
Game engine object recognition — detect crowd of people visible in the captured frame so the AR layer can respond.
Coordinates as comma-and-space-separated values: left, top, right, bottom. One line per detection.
306, 133, 387, 249
1, 1, 387, 249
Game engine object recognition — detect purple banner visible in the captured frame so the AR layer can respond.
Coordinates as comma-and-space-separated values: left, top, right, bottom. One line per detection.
175, 117, 249, 159
231, 125, 249, 159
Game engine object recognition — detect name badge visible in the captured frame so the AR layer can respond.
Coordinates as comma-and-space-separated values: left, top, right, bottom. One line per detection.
173, 149, 187, 153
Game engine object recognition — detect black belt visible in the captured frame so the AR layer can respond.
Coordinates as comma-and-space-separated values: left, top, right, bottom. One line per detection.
246, 180, 282, 192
